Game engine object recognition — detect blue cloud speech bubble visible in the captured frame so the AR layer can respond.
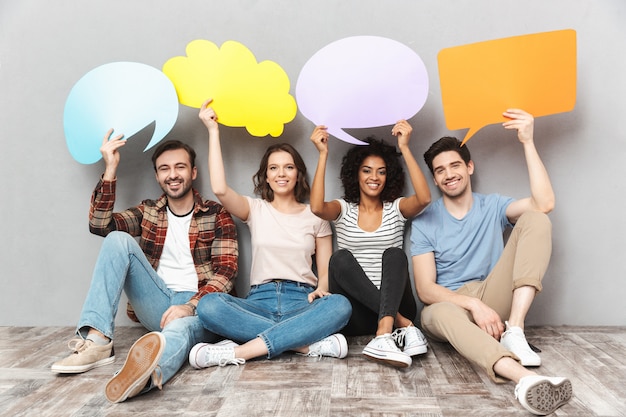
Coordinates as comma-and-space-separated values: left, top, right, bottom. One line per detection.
296, 36, 429, 144
64, 62, 179, 164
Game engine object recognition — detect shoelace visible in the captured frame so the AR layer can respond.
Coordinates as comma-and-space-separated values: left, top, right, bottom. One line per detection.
67, 338, 91, 353
305, 339, 334, 359
218, 357, 245, 367
151, 366, 164, 390
205, 347, 245, 367
391, 328, 406, 348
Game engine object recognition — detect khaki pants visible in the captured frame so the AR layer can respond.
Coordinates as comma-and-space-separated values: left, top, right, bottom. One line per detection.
420, 211, 552, 382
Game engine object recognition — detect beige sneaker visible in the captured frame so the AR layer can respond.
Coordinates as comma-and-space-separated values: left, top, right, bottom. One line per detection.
51, 338, 115, 374
104, 332, 165, 403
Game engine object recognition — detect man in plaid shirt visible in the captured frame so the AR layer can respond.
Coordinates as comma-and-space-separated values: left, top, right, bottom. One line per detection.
51, 130, 238, 403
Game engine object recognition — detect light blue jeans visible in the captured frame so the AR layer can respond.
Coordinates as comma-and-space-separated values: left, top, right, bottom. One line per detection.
197, 281, 352, 358
77, 231, 217, 389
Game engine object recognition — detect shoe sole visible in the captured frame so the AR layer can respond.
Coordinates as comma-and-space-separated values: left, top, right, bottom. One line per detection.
51, 355, 115, 374
522, 378, 572, 415
520, 358, 542, 367
362, 349, 411, 368
404, 344, 428, 356
104, 332, 165, 403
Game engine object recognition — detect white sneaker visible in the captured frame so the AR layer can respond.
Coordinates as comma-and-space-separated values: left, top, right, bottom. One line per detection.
392, 325, 428, 356
515, 375, 572, 415
501, 322, 541, 366
189, 342, 245, 369
306, 334, 348, 359
362, 334, 411, 368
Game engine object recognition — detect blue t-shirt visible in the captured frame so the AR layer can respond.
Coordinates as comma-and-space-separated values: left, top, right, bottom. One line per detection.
410, 193, 514, 290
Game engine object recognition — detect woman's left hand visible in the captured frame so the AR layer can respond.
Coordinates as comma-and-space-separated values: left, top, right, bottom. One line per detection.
308, 288, 330, 303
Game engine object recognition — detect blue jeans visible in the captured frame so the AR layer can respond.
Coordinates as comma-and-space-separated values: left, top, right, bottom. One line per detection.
77, 231, 217, 388
197, 281, 351, 358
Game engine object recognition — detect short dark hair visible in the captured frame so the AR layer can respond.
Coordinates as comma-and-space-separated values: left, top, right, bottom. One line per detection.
423, 136, 471, 175
253, 143, 310, 203
340, 137, 404, 204
151, 140, 197, 171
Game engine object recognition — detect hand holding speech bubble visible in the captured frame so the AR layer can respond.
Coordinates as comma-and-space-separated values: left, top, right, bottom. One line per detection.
162, 40, 296, 138
296, 36, 429, 145
438, 29, 577, 146
64, 62, 179, 164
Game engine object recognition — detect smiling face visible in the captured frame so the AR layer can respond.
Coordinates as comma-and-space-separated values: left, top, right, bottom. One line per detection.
431, 150, 474, 199
265, 150, 298, 197
358, 155, 387, 200
154, 148, 197, 201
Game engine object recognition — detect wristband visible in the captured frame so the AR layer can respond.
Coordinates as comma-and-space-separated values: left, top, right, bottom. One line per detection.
185, 302, 197, 316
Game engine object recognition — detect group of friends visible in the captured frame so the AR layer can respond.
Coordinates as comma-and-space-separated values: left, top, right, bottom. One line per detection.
51, 100, 573, 415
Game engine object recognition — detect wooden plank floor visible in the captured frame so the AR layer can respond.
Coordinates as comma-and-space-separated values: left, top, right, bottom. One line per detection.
0, 326, 624, 416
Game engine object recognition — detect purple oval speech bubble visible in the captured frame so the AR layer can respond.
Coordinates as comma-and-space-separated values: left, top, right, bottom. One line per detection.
296, 36, 429, 144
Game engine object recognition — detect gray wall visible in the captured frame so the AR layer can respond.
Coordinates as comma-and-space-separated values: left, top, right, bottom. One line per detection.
1, 0, 624, 327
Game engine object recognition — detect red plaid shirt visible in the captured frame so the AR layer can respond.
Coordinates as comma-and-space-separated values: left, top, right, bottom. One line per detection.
89, 178, 238, 321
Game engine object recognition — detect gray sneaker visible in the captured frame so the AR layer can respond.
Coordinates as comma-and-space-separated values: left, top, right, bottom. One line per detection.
51, 338, 115, 374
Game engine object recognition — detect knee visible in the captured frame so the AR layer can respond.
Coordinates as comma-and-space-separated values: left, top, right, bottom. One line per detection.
383, 247, 407, 267
196, 293, 226, 320
517, 211, 551, 232
102, 231, 135, 251
326, 294, 352, 319
421, 302, 463, 326
329, 249, 356, 271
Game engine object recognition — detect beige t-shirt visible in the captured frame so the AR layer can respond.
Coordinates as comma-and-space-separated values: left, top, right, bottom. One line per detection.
244, 196, 332, 287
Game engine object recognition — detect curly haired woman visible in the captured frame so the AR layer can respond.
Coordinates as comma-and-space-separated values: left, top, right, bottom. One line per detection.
310, 121, 431, 368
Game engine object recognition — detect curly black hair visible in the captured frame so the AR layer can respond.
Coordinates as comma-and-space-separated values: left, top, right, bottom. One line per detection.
340, 137, 405, 204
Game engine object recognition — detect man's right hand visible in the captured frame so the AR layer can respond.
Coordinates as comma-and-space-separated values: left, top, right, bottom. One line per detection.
469, 298, 505, 340
100, 128, 125, 181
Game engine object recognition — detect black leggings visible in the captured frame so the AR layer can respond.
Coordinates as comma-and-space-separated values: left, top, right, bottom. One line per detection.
328, 248, 417, 336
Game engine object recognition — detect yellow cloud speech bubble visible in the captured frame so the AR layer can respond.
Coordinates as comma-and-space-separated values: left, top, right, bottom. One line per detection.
163, 39, 296, 137
438, 29, 577, 145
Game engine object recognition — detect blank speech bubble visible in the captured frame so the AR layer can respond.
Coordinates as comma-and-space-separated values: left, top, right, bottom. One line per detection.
296, 36, 429, 145
163, 39, 297, 138
438, 29, 577, 145
64, 62, 179, 164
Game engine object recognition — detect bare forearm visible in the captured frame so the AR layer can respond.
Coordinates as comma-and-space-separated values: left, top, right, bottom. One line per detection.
523, 141, 555, 213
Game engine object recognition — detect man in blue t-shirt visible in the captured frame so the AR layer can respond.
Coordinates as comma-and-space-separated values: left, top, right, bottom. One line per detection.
410, 109, 572, 415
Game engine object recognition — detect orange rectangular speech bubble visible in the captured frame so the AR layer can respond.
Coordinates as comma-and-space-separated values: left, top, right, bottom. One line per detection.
438, 29, 577, 145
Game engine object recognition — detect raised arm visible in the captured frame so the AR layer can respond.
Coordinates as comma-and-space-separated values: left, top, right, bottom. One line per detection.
392, 120, 431, 218
199, 99, 250, 221
413, 252, 504, 340
502, 109, 555, 223
89, 129, 145, 237
309, 125, 341, 221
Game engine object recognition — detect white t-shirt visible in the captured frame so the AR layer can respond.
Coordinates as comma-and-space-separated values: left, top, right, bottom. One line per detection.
334, 198, 407, 288
244, 196, 332, 287
156, 207, 199, 292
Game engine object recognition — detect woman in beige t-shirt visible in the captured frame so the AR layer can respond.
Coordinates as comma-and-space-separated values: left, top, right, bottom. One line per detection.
188, 100, 352, 368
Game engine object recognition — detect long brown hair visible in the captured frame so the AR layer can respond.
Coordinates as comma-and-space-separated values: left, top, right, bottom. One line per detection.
253, 143, 310, 203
